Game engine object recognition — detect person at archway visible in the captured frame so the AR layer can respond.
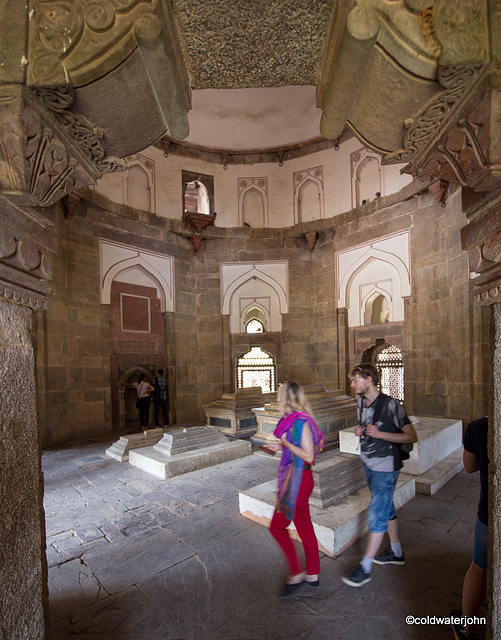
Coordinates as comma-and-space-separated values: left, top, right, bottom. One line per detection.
153, 368, 169, 428
268, 381, 324, 596
342, 362, 417, 587
121, 373, 154, 433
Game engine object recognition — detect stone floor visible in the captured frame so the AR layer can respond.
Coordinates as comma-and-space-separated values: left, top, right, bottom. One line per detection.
43, 436, 488, 640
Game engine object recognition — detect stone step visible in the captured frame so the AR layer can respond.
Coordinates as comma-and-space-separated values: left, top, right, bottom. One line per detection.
339, 416, 462, 476
411, 447, 464, 495
105, 428, 165, 462
239, 473, 415, 558
154, 425, 229, 456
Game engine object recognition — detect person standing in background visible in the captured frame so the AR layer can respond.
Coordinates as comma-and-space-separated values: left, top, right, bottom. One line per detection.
153, 368, 169, 428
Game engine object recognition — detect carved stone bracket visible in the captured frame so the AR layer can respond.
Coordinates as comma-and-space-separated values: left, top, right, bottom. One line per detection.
305, 231, 319, 252
32, 85, 128, 176
428, 178, 449, 206
28, 0, 190, 141
384, 63, 487, 166
0, 84, 126, 207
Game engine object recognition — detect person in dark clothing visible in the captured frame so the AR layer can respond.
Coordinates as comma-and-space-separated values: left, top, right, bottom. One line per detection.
153, 369, 169, 428
451, 417, 489, 640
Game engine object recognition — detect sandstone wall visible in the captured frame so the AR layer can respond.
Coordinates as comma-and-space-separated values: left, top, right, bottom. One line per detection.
38, 182, 490, 445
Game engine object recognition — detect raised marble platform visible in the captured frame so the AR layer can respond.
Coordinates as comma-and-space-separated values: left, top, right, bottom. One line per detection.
253, 384, 358, 447
105, 428, 165, 462
339, 416, 463, 494
239, 473, 415, 558
128, 426, 252, 479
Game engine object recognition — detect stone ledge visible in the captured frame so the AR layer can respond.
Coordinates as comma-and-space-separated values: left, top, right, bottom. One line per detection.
129, 440, 252, 479
412, 447, 464, 496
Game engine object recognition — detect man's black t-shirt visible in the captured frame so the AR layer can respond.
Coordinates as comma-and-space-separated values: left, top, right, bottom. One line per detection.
464, 417, 489, 525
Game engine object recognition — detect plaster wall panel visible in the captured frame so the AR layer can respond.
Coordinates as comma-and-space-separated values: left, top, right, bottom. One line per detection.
94, 136, 413, 228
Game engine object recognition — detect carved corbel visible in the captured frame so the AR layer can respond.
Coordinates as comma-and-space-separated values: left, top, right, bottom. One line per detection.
305, 231, 319, 252
190, 235, 203, 255
428, 179, 449, 206
28, 0, 191, 141
318, 3, 381, 140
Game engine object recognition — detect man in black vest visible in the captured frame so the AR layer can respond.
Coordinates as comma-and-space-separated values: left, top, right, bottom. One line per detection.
342, 362, 417, 587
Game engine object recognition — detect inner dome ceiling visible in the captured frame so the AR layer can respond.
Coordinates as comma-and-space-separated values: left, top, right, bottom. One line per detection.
169, 0, 335, 151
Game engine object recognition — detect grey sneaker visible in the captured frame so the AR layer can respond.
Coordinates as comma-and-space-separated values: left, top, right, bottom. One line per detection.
373, 548, 406, 565
450, 609, 470, 640
341, 564, 372, 587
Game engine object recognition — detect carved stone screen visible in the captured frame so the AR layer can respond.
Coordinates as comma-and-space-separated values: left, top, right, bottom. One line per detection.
377, 345, 404, 403
237, 347, 276, 392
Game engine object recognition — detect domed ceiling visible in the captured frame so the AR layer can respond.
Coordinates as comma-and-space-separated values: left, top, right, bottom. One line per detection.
170, 0, 334, 151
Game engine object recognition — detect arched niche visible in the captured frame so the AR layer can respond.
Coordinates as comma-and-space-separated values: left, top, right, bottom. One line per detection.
242, 187, 265, 228
238, 178, 268, 227
351, 147, 383, 208
364, 290, 390, 325
124, 153, 155, 212
100, 239, 174, 313
298, 179, 321, 223
228, 278, 282, 334
293, 166, 324, 223
244, 305, 268, 332
221, 262, 288, 329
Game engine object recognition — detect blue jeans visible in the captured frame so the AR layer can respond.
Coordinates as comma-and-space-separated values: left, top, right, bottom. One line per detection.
364, 466, 400, 533
473, 516, 488, 569
154, 399, 169, 427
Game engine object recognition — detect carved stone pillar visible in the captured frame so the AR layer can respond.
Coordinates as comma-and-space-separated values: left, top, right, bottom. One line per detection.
0, 195, 56, 639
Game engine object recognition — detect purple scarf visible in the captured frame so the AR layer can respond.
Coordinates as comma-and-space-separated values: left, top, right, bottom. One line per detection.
274, 412, 324, 520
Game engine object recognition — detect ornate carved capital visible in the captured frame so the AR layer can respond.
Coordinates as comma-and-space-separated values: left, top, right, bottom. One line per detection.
0, 84, 126, 207
384, 63, 487, 166
399, 84, 501, 193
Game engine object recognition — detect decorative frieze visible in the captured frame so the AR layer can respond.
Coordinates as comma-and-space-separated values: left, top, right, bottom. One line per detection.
0, 196, 54, 310
0, 285, 50, 310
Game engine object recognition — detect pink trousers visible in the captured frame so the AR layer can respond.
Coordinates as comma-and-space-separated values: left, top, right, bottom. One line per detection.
269, 470, 321, 576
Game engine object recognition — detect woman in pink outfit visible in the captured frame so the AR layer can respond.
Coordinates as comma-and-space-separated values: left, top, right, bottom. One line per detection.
269, 381, 324, 596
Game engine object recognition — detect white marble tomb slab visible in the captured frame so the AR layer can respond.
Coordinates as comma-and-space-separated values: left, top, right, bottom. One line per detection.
339, 417, 462, 476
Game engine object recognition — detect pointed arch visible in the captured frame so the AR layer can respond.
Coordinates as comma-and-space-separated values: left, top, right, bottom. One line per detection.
100, 239, 174, 312
339, 246, 411, 308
